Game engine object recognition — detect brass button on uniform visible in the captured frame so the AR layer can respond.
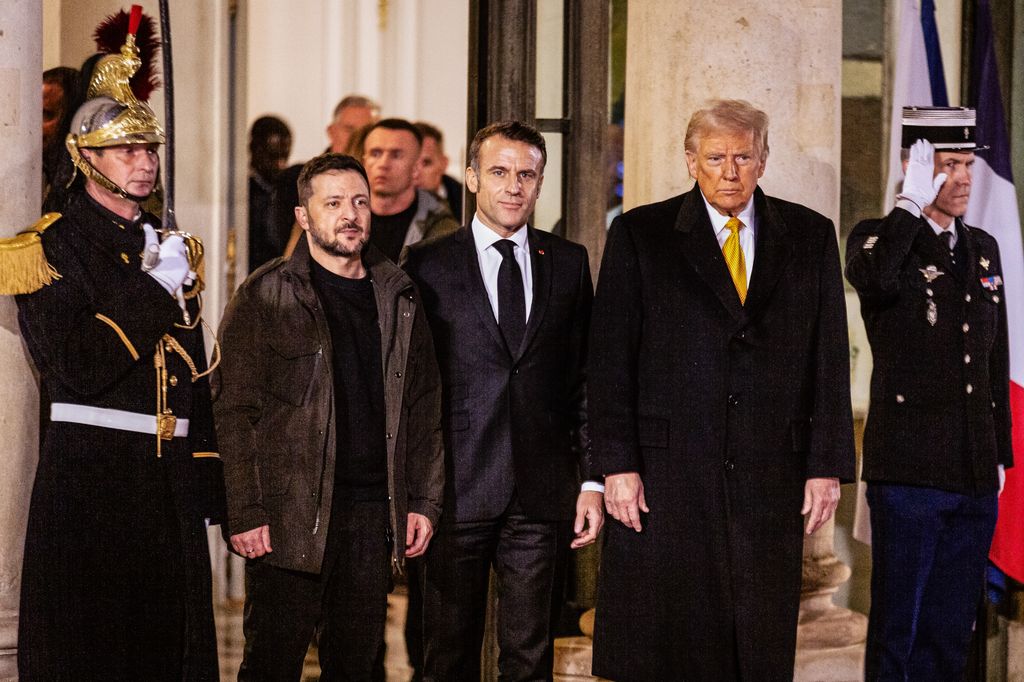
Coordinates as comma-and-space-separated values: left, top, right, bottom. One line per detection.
966, 384, 974, 394
120, 252, 130, 264
962, 323, 970, 333
965, 294, 972, 303
964, 354, 971, 364
169, 375, 178, 386
994, 295, 1000, 303
896, 394, 905, 404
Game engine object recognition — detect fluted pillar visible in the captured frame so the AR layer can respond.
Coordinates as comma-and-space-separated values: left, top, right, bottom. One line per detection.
0, 1, 42, 679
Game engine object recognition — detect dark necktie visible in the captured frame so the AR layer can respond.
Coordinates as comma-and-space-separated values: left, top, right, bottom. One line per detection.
941, 230, 956, 266
494, 239, 526, 353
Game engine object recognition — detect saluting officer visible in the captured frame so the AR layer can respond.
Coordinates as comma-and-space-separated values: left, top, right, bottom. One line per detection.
846, 106, 1013, 681
3, 19, 224, 680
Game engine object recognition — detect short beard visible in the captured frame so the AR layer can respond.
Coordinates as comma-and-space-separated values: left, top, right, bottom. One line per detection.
309, 221, 367, 258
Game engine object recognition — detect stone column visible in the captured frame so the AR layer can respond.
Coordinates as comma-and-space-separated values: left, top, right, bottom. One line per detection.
0, 1, 42, 679
555, 1, 865, 679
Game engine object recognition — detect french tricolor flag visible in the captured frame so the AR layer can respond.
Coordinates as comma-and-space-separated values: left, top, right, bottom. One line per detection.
967, 0, 1024, 584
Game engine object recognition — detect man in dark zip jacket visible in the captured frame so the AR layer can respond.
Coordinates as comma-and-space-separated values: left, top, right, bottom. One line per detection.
214, 153, 444, 680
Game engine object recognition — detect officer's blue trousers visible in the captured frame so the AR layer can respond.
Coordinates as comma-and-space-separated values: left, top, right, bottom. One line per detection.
865, 482, 997, 681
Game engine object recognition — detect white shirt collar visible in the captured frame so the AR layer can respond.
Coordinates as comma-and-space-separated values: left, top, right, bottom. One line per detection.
925, 215, 957, 247
472, 215, 529, 254
700, 191, 756, 238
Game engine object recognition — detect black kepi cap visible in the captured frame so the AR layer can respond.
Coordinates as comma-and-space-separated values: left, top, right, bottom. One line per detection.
901, 106, 986, 151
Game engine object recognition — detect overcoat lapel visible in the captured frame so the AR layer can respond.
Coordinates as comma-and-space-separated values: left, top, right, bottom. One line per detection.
673, 187, 746, 321
515, 226, 552, 360
743, 188, 793, 318
459, 228, 508, 352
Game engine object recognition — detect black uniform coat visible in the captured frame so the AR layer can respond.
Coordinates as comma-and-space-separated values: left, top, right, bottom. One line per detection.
846, 208, 1013, 493
589, 186, 855, 681
403, 225, 592, 523
15, 190, 224, 681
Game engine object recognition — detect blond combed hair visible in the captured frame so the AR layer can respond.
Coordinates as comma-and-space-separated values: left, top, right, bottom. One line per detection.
684, 99, 770, 159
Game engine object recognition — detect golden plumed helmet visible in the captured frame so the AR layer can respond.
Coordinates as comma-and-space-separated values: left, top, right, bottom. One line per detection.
66, 6, 164, 200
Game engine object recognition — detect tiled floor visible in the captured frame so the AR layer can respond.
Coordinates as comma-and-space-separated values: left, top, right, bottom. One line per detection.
215, 591, 414, 681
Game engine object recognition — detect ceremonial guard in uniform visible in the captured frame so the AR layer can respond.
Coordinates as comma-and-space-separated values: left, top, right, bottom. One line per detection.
2, 8, 224, 679
846, 106, 1013, 680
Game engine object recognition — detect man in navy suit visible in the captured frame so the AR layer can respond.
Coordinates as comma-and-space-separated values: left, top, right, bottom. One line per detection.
404, 120, 604, 681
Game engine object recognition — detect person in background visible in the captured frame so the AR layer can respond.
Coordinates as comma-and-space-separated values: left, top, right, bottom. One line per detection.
273, 95, 381, 257
362, 118, 459, 263
415, 121, 464, 223
41, 66, 81, 210
248, 115, 292, 271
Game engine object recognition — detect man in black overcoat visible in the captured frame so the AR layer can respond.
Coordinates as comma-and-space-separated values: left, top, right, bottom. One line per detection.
846, 106, 1013, 680
404, 121, 604, 681
589, 99, 855, 681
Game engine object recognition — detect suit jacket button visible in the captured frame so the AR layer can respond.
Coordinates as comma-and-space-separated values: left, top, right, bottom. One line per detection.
966, 384, 974, 394
395, 371, 403, 378
965, 294, 972, 303
963, 323, 970, 333
896, 394, 905, 403
964, 354, 971, 364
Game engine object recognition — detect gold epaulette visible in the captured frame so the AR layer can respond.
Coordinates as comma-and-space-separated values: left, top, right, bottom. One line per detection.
0, 213, 63, 295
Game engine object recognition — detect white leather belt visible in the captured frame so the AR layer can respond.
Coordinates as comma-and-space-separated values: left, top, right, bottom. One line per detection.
51, 403, 190, 438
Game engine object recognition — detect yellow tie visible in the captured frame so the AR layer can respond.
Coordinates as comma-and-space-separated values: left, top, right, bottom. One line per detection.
723, 217, 747, 304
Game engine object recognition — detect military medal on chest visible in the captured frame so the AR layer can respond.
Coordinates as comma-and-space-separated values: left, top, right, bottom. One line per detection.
919, 264, 944, 326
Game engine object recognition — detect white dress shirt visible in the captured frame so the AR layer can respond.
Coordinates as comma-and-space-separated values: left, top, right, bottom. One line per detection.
472, 216, 534, 323
700, 192, 757, 284
926, 215, 958, 248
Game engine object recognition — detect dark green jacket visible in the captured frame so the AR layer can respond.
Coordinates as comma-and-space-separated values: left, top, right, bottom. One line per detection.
214, 237, 444, 573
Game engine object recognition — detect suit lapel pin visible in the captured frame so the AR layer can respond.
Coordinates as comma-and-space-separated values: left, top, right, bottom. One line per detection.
919, 264, 945, 282
927, 299, 938, 326
980, 257, 990, 270
537, 249, 545, 255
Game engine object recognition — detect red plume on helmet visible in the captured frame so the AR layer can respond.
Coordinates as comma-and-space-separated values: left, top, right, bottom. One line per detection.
93, 5, 161, 101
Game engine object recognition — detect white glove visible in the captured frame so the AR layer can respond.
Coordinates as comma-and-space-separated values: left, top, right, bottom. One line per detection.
141, 223, 161, 271
999, 464, 1006, 496
898, 139, 947, 212
146, 232, 190, 295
